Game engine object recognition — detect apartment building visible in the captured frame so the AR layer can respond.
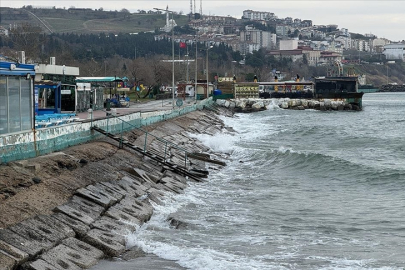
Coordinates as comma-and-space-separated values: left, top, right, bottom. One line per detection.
280, 39, 298, 50
240, 26, 276, 50
383, 43, 405, 60
242, 10, 276, 21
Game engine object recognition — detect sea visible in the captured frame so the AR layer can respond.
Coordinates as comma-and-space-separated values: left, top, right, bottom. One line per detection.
91, 92, 405, 270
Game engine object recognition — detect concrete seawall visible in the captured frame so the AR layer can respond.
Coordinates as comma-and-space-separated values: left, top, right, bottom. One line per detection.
0, 99, 213, 165
0, 105, 231, 270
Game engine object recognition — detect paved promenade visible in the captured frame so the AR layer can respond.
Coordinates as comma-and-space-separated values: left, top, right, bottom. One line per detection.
75, 97, 199, 121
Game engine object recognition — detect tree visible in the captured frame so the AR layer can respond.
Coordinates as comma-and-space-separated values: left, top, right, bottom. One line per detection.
8, 23, 46, 62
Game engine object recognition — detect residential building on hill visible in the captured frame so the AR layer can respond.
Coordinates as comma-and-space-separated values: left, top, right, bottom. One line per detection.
383, 43, 405, 60
242, 10, 277, 21
280, 39, 298, 50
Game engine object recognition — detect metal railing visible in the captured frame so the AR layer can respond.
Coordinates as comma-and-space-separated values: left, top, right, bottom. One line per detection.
93, 113, 193, 169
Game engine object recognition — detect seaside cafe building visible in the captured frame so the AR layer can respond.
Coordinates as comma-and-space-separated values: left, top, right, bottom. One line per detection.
0, 61, 36, 135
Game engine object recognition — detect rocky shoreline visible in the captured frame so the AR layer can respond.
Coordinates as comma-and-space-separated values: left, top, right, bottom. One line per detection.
0, 107, 232, 270
216, 98, 362, 112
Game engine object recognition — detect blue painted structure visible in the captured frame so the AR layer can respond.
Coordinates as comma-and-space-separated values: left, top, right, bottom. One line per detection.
35, 81, 62, 114
0, 98, 214, 164
0, 61, 36, 76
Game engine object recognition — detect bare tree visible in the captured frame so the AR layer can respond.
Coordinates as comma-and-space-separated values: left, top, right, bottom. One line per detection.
8, 23, 46, 62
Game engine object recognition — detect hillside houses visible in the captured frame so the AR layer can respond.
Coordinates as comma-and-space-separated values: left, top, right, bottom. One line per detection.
154, 8, 400, 65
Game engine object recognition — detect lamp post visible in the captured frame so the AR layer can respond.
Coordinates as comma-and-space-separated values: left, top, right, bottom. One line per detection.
206, 45, 213, 98
194, 36, 198, 103
154, 7, 175, 109
386, 65, 389, 85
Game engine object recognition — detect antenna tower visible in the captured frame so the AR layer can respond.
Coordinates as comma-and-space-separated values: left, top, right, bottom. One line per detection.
190, 0, 193, 16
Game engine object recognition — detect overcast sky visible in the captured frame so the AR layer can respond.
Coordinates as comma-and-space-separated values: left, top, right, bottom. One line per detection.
3, 0, 405, 41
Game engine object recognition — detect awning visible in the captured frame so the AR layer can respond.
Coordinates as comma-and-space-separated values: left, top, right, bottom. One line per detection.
75, 77, 122, 82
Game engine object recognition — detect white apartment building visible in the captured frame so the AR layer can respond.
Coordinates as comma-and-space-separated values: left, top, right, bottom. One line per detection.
353, 39, 371, 52
276, 25, 290, 37
383, 43, 405, 60
279, 39, 298, 50
242, 10, 276, 21
335, 35, 352, 49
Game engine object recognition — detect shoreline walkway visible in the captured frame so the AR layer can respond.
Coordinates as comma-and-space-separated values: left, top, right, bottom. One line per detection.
73, 97, 200, 121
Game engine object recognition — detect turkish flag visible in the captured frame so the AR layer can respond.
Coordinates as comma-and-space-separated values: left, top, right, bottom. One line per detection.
179, 42, 186, 48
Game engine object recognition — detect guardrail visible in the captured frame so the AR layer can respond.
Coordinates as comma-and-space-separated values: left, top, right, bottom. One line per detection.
93, 113, 193, 168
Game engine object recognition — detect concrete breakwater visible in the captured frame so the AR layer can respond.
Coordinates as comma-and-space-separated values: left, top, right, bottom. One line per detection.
215, 98, 361, 112
0, 108, 230, 270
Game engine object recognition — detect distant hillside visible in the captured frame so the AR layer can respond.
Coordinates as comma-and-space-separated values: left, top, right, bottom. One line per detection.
0, 7, 189, 34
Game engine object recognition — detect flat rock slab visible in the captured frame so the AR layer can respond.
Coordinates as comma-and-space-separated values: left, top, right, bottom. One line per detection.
89, 183, 125, 201
106, 197, 153, 223
75, 186, 116, 208
61, 237, 104, 261
11, 216, 75, 244
40, 243, 99, 269
104, 208, 143, 226
83, 229, 126, 257
159, 176, 187, 193
0, 239, 29, 265
52, 213, 90, 238
34, 215, 76, 239
99, 181, 128, 197
118, 176, 148, 197
91, 216, 139, 236
69, 195, 105, 219
23, 258, 65, 270
0, 229, 48, 257
0, 251, 16, 270
54, 204, 95, 226
132, 168, 155, 184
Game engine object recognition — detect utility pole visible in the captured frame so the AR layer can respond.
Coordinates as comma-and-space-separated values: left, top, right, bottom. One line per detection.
154, 7, 176, 109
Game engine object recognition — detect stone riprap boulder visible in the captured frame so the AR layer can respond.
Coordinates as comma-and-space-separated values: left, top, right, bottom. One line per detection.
216, 98, 361, 112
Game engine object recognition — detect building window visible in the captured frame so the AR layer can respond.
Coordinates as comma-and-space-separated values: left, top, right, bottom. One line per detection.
0, 75, 33, 135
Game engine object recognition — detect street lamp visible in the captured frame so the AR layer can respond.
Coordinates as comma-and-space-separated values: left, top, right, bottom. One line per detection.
154, 7, 175, 109
206, 44, 213, 98
194, 36, 198, 103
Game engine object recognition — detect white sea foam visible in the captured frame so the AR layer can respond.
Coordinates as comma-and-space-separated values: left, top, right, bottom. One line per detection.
129, 236, 281, 270
188, 132, 236, 153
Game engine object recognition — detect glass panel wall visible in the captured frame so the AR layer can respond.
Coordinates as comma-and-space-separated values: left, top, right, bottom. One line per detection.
8, 77, 21, 133
0, 76, 7, 135
0, 75, 33, 135
21, 79, 32, 131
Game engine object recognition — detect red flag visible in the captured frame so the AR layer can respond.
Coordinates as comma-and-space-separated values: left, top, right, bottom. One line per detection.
179, 42, 186, 49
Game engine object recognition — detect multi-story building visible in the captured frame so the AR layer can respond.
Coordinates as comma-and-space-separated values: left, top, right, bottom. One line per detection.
335, 35, 352, 50
301, 47, 321, 66
239, 26, 276, 52
372, 38, 390, 53
353, 39, 371, 52
279, 39, 298, 50
276, 25, 290, 37
242, 10, 276, 21
383, 43, 405, 60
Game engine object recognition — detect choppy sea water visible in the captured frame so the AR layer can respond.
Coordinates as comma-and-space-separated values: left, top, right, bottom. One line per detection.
92, 93, 405, 270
